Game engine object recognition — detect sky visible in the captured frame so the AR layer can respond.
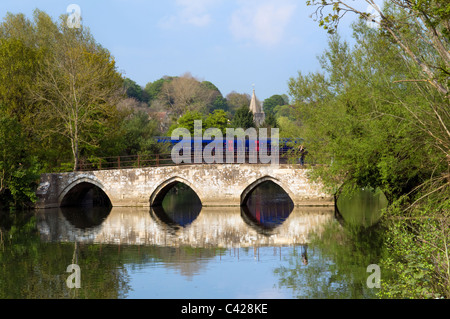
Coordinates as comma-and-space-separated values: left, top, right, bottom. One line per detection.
0, 0, 372, 101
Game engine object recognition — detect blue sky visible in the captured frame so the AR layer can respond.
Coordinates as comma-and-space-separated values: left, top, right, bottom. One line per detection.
0, 0, 367, 101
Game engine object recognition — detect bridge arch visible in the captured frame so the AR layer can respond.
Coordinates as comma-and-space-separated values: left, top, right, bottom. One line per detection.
240, 175, 295, 206
58, 177, 112, 207
150, 176, 203, 207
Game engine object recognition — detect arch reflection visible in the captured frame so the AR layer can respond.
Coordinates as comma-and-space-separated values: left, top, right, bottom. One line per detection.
60, 206, 112, 229
241, 181, 294, 234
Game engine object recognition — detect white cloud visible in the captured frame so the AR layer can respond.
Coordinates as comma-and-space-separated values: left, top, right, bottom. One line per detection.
230, 0, 297, 47
159, 0, 219, 28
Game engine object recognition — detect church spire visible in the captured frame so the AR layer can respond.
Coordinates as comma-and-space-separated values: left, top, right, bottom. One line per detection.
248, 85, 265, 126
249, 85, 258, 114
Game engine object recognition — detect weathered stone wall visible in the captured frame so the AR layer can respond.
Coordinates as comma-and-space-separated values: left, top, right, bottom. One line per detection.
36, 164, 334, 208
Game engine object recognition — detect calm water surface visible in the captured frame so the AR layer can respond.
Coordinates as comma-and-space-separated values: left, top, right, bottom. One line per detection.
0, 184, 388, 299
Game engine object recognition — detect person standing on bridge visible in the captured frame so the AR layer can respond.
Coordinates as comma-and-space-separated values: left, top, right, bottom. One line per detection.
298, 145, 308, 166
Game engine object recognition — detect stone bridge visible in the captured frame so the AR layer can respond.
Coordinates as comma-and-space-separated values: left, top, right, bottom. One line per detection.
35, 164, 333, 209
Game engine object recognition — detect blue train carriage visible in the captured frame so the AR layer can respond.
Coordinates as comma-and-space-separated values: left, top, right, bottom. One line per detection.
156, 136, 304, 155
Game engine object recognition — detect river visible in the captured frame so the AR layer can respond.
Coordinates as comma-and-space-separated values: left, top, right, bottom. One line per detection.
0, 183, 388, 299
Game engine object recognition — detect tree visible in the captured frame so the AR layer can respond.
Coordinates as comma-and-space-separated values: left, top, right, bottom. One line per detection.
201, 81, 229, 112
273, 104, 298, 121
210, 95, 228, 112
144, 77, 174, 106
0, 12, 49, 207
261, 112, 278, 129
0, 106, 40, 208
168, 110, 204, 136
291, 4, 450, 297
0, 37, 41, 121
205, 109, 230, 134
123, 78, 148, 103
226, 91, 251, 115
120, 110, 161, 155
277, 116, 302, 139
31, 15, 124, 171
308, 1, 449, 94
304, 0, 449, 196
168, 109, 230, 136
230, 106, 255, 129
158, 73, 219, 116
307, 1, 449, 173
263, 94, 286, 115
288, 31, 439, 199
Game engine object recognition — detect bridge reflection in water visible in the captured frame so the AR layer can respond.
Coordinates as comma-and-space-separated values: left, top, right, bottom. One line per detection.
36, 205, 334, 247
36, 179, 333, 246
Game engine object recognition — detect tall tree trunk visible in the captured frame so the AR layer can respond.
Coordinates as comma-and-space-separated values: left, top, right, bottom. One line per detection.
71, 131, 79, 172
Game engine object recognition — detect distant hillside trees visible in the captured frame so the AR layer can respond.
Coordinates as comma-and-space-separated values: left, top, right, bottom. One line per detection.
123, 78, 149, 103
144, 73, 228, 117
225, 92, 251, 115
263, 94, 286, 115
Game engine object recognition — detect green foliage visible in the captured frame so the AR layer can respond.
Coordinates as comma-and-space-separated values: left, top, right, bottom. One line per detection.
0, 9, 130, 206
273, 104, 298, 121
261, 112, 278, 129
144, 77, 173, 104
262, 94, 286, 115
168, 110, 204, 136
277, 116, 302, 139
168, 109, 230, 136
6, 158, 40, 207
123, 78, 148, 103
288, 27, 448, 201
120, 111, 162, 155
226, 92, 251, 115
202, 81, 229, 112
204, 109, 230, 134
411, 0, 450, 39
0, 9, 125, 173
210, 94, 229, 112
298, 2, 450, 298
230, 106, 255, 129
0, 37, 41, 121
0, 107, 40, 208
200, 80, 220, 92
378, 198, 450, 299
